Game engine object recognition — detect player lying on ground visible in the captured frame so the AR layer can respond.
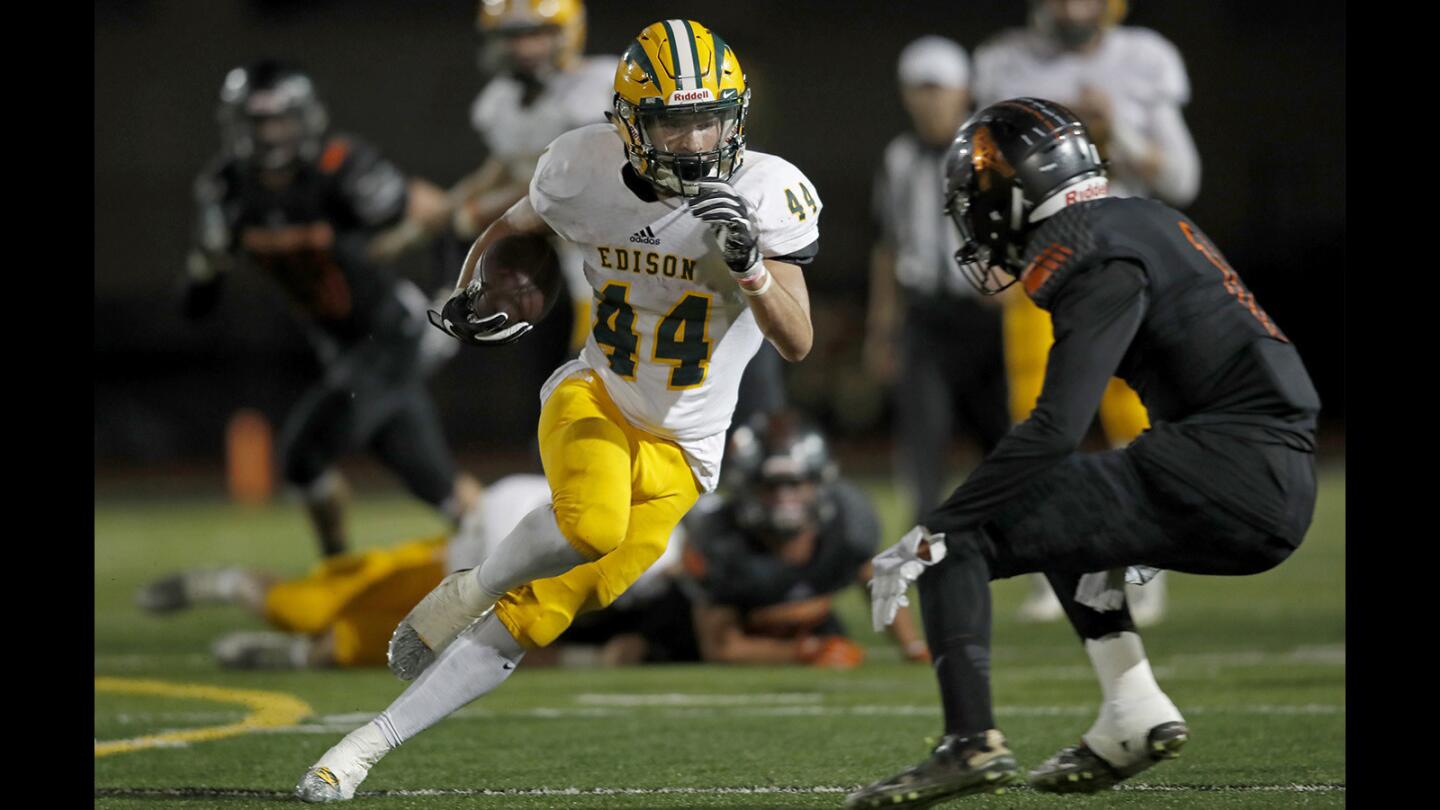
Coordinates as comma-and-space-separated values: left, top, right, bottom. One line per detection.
847, 98, 1319, 808
533, 412, 929, 669
135, 476, 559, 669
294, 19, 820, 802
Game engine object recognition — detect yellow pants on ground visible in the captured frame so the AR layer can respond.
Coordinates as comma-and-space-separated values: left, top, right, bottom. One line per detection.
495, 373, 701, 650
1003, 290, 1149, 443
264, 536, 447, 667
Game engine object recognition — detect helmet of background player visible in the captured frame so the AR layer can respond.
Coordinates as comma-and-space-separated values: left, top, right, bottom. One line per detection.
611, 19, 749, 197
216, 59, 328, 173
943, 97, 1109, 294
1028, 0, 1127, 51
726, 412, 838, 547
476, 0, 586, 80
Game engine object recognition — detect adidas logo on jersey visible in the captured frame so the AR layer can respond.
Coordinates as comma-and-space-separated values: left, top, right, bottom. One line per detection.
629, 226, 661, 245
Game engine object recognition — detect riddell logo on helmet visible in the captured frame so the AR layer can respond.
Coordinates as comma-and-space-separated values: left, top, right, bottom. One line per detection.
668, 89, 714, 104
1065, 181, 1108, 206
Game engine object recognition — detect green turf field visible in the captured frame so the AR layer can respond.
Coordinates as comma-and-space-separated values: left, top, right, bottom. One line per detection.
95, 465, 1345, 808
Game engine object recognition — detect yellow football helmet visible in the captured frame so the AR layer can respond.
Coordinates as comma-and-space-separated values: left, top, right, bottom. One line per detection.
476, 0, 586, 76
611, 19, 749, 197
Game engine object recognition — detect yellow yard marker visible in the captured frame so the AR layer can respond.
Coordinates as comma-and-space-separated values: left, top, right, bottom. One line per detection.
94, 677, 312, 757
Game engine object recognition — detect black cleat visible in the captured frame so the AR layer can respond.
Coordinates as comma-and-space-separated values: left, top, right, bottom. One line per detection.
135, 574, 189, 613
1029, 721, 1189, 793
846, 729, 1021, 809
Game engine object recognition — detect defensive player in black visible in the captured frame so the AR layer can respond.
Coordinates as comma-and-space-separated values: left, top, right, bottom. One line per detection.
848, 98, 1320, 808
183, 60, 481, 558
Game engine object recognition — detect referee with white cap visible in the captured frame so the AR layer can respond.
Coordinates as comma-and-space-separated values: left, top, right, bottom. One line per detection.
865, 36, 1010, 525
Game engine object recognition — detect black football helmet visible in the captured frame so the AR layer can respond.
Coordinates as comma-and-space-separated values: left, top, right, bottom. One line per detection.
217, 59, 329, 171
943, 97, 1107, 294
726, 411, 837, 541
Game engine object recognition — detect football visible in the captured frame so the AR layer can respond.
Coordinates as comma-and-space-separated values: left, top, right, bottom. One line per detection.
471, 233, 563, 326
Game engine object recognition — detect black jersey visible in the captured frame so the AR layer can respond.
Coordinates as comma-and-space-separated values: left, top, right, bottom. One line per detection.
192, 133, 410, 343
926, 197, 1320, 540
682, 480, 879, 613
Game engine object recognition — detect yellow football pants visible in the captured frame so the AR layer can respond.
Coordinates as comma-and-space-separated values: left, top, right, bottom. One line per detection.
494, 373, 701, 649
1003, 291, 1149, 444
264, 536, 447, 667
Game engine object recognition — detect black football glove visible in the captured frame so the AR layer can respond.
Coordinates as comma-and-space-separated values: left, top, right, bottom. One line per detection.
686, 181, 763, 281
426, 280, 533, 346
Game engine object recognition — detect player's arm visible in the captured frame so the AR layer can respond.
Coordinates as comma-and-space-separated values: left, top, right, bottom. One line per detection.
923, 260, 1149, 535
453, 195, 555, 291
693, 601, 850, 666
856, 561, 929, 662
743, 259, 813, 362
687, 181, 815, 361
449, 156, 532, 240
428, 195, 558, 346
365, 176, 454, 264
182, 170, 235, 320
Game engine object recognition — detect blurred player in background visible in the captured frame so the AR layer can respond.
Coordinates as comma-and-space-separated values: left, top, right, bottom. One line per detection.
135, 475, 552, 670
370, 0, 617, 379
541, 412, 929, 668
865, 36, 1009, 530
297, 20, 819, 801
972, 0, 1202, 624
183, 60, 481, 558
850, 99, 1316, 807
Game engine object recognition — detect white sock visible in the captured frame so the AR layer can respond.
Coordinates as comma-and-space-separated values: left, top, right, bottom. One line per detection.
1082, 632, 1183, 766
373, 613, 525, 747
185, 568, 254, 604
466, 505, 587, 607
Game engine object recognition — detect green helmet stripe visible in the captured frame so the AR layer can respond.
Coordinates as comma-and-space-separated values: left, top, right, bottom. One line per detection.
624, 41, 663, 92
711, 32, 728, 80
683, 21, 704, 85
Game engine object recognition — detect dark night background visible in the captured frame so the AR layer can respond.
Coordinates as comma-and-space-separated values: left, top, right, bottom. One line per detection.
93, 0, 1345, 479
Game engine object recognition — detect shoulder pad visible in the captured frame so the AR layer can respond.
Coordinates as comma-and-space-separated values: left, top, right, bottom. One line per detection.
1019, 203, 1105, 309
736, 153, 823, 259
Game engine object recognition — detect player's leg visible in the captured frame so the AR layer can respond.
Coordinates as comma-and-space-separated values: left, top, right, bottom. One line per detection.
298, 442, 698, 801
846, 535, 1019, 809
1095, 377, 1167, 625
297, 613, 524, 802
1025, 570, 1186, 793
853, 451, 1180, 808
277, 380, 358, 558
136, 567, 277, 614
387, 376, 631, 678
365, 387, 483, 525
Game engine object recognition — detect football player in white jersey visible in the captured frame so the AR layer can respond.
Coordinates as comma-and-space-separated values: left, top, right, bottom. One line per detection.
974, 0, 1200, 626
295, 19, 819, 802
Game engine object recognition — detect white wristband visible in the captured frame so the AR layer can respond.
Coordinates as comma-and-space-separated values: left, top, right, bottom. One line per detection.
738, 270, 773, 297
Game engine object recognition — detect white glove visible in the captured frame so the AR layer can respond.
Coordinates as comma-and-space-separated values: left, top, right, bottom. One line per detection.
869, 525, 947, 632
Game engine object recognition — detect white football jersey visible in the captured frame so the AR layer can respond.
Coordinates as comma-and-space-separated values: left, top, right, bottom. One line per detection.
470, 56, 618, 181
530, 123, 821, 491
973, 26, 1199, 204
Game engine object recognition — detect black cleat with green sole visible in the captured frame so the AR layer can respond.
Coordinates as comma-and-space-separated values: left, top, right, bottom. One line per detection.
1028, 721, 1189, 793
845, 729, 1021, 809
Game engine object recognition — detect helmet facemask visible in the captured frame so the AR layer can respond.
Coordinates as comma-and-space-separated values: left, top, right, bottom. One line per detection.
618, 94, 747, 197
219, 67, 327, 173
